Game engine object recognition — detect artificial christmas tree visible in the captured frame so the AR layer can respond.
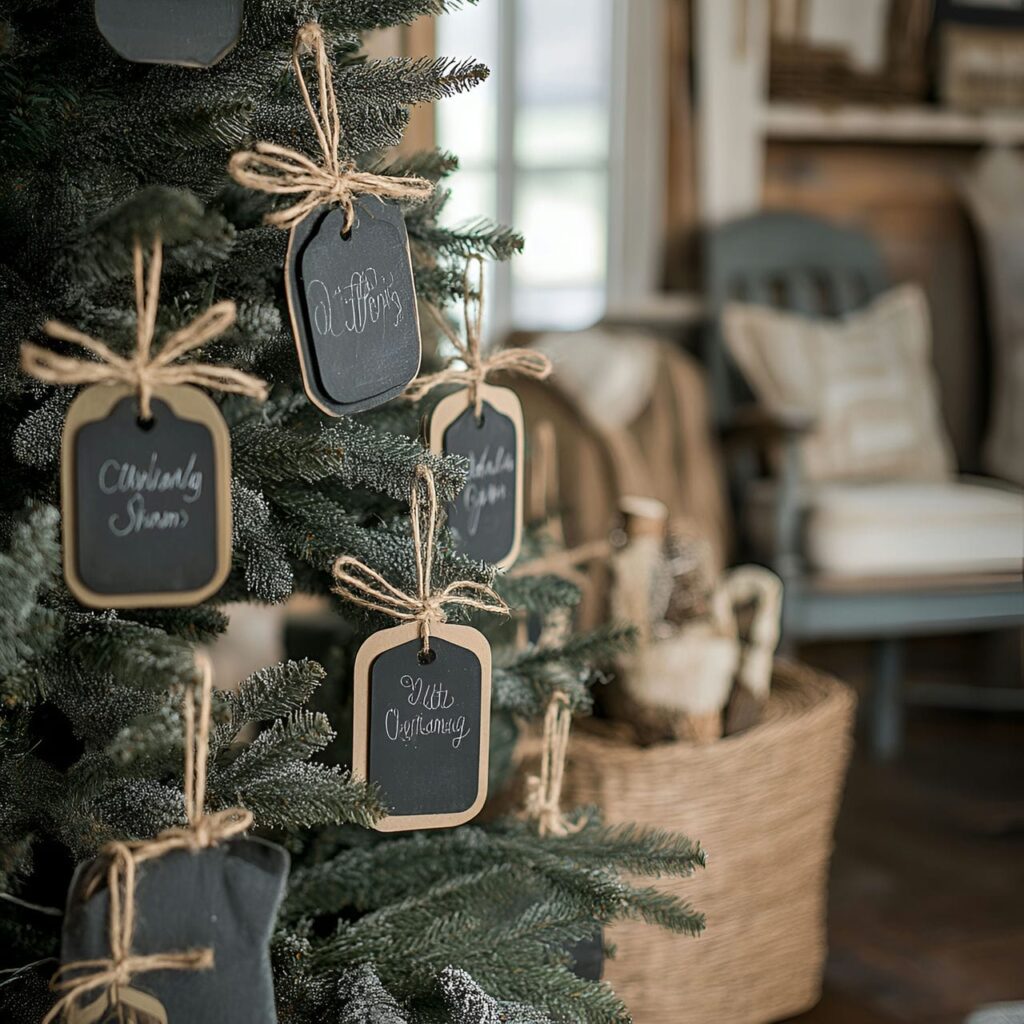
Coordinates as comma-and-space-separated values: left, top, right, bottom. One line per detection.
0, 3, 705, 1021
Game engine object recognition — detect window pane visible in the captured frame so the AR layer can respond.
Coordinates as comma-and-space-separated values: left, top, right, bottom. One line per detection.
513, 285, 605, 331
514, 170, 606, 288
438, 168, 497, 228
435, 1, 499, 167
515, 0, 613, 168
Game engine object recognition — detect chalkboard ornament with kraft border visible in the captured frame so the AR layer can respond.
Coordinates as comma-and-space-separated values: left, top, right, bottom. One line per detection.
229, 23, 434, 417
332, 465, 510, 832
20, 237, 268, 610
407, 256, 553, 570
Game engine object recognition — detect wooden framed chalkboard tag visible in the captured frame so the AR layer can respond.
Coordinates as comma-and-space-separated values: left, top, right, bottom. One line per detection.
429, 382, 525, 570
228, 23, 435, 416
285, 197, 422, 416
332, 464, 508, 832
95, 0, 244, 67
20, 237, 267, 609
407, 257, 551, 569
61, 383, 232, 609
352, 621, 492, 832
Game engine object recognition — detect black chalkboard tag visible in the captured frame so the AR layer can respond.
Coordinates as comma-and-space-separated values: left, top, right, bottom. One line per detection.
285, 197, 422, 417
353, 622, 491, 832
60, 837, 288, 1023
94, 0, 244, 67
61, 383, 232, 609
428, 383, 524, 569
568, 931, 604, 982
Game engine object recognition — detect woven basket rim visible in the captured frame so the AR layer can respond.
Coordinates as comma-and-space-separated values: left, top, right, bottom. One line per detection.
573, 658, 855, 760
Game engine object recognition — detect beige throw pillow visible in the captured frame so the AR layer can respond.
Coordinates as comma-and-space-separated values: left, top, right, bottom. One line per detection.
722, 284, 956, 483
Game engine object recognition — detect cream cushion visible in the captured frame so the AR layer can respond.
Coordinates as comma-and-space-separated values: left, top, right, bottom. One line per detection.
723, 285, 956, 483
749, 479, 1024, 578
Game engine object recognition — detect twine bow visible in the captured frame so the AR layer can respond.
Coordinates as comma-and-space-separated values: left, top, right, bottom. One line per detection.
21, 238, 268, 422
332, 464, 509, 654
404, 256, 552, 418
228, 23, 434, 233
44, 655, 252, 1024
524, 691, 587, 838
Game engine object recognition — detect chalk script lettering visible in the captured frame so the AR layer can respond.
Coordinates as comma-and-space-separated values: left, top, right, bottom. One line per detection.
97, 453, 202, 539
462, 445, 514, 536
109, 494, 190, 538
308, 267, 403, 339
382, 673, 471, 750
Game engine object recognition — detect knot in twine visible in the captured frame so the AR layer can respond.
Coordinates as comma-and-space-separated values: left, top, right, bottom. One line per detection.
524, 691, 587, 839
332, 464, 509, 654
44, 655, 252, 1024
404, 255, 552, 417
228, 23, 434, 233
21, 238, 268, 422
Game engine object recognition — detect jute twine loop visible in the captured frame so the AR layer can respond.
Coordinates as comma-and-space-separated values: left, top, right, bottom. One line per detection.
524, 691, 587, 839
20, 238, 268, 422
332, 464, 509, 654
405, 256, 553, 418
228, 22, 434, 233
44, 654, 253, 1024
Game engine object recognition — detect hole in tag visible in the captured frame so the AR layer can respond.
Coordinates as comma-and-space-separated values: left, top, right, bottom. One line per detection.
417, 648, 437, 666
136, 416, 155, 432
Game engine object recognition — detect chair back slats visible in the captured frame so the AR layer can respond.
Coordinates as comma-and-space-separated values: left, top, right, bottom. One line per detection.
704, 211, 890, 423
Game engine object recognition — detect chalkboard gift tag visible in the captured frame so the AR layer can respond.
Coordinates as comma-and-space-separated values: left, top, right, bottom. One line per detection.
428, 383, 524, 569
95, 0, 244, 67
60, 837, 288, 1023
353, 622, 492, 832
286, 197, 422, 417
61, 383, 232, 609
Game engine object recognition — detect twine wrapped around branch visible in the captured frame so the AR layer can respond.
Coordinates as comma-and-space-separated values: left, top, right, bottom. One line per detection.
44, 655, 253, 1024
524, 691, 586, 838
332, 464, 508, 654
21, 238, 268, 421
228, 23, 434, 232
405, 256, 552, 417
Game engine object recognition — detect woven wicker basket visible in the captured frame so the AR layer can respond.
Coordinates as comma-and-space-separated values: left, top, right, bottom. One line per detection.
562, 661, 856, 1024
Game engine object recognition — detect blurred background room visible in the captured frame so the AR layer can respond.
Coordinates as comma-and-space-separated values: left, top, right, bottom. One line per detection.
235, 2, 1024, 1021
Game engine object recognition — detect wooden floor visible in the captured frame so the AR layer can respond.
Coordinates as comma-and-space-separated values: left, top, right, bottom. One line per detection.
787, 706, 1024, 1024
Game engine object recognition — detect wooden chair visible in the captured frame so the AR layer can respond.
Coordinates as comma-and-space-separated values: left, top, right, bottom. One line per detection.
704, 210, 1024, 757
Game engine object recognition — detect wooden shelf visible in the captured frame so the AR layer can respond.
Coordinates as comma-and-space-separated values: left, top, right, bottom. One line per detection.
763, 102, 1024, 146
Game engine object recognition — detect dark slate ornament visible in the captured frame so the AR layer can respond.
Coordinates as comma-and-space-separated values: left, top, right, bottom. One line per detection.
286, 197, 422, 417
61, 383, 232, 609
353, 622, 492, 832
428, 383, 524, 569
94, 0, 244, 67
567, 931, 604, 982
60, 837, 288, 1023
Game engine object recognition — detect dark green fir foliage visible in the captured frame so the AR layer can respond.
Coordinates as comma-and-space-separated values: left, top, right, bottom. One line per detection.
0, 2, 704, 1020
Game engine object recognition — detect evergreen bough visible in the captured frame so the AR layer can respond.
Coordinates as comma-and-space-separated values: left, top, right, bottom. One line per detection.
0, 2, 704, 1020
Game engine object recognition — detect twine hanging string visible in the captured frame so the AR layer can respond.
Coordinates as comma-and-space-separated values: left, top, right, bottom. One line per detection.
524, 691, 586, 839
404, 256, 553, 418
332, 464, 509, 655
21, 238, 268, 422
44, 655, 252, 1024
228, 23, 434, 233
